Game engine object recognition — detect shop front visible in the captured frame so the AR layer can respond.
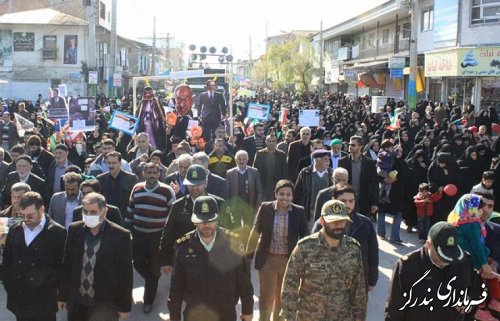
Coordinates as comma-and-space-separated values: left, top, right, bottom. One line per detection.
425, 47, 500, 110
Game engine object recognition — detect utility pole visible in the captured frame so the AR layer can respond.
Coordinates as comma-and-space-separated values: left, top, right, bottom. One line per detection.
408, 0, 419, 109
86, 0, 97, 95
151, 16, 156, 76
319, 20, 324, 95
248, 35, 252, 76
108, 0, 117, 97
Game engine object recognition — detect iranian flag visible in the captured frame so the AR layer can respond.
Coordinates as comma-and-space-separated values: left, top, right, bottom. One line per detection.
387, 112, 401, 131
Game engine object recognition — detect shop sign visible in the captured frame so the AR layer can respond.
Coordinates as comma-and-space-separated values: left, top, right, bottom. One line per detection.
457, 47, 500, 76
426, 47, 500, 77
425, 50, 458, 77
389, 57, 405, 69
390, 68, 403, 79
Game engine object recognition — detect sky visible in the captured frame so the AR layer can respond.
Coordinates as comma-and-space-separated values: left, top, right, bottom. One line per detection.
117, 0, 388, 63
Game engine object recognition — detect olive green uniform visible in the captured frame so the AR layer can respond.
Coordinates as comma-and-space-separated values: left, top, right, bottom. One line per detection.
280, 232, 367, 321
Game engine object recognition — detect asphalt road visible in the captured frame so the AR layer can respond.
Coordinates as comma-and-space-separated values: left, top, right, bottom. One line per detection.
0, 216, 419, 321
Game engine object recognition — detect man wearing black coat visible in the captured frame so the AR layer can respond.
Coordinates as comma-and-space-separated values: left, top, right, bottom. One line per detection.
58, 192, 133, 321
338, 135, 379, 218
0, 192, 66, 321
96, 151, 138, 217
197, 80, 227, 141
159, 165, 230, 272
3, 155, 48, 207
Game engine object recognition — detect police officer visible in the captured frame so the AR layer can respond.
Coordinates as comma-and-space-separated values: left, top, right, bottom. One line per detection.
159, 164, 231, 273
280, 199, 367, 321
168, 196, 253, 321
385, 221, 479, 321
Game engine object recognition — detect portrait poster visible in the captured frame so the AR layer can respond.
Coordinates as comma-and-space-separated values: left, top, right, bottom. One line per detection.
58, 84, 67, 96
63, 35, 78, 65
13, 32, 34, 51
68, 96, 96, 132
109, 110, 138, 136
246, 103, 271, 121
0, 29, 13, 66
14, 113, 34, 137
298, 109, 320, 127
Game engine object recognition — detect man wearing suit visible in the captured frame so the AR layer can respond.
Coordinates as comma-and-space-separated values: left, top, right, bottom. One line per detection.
72, 179, 123, 226
96, 151, 138, 218
0, 192, 66, 321
27, 135, 54, 175
252, 135, 288, 201
165, 154, 192, 199
58, 192, 133, 321
240, 122, 265, 165
226, 150, 263, 245
294, 150, 334, 227
3, 155, 48, 207
0, 147, 10, 205
338, 135, 379, 219
287, 127, 312, 183
48, 172, 82, 228
197, 80, 226, 141
192, 152, 227, 199
297, 139, 326, 173
313, 167, 349, 221
246, 180, 309, 321
46, 144, 73, 195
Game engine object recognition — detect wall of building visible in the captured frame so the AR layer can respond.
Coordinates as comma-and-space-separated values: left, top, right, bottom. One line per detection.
460, 0, 500, 46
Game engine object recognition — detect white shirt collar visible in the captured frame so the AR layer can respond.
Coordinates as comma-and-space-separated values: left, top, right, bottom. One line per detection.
200, 230, 217, 252
23, 215, 46, 246
313, 166, 328, 177
19, 173, 30, 183
237, 166, 248, 174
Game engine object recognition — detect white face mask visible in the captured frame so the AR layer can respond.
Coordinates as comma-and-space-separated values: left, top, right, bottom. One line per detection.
82, 213, 101, 228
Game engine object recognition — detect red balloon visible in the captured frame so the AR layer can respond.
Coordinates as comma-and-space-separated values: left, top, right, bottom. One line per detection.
444, 184, 457, 196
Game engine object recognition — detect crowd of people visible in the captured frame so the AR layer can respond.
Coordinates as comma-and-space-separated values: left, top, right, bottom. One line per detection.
0, 84, 498, 321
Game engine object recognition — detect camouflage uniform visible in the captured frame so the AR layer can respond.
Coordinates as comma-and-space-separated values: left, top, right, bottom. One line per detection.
280, 232, 367, 321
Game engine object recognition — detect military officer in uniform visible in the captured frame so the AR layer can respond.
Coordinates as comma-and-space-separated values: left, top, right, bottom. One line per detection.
167, 196, 254, 321
385, 222, 479, 321
159, 164, 231, 273
280, 199, 367, 321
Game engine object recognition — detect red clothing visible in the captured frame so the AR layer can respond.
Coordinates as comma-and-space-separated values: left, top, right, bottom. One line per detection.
414, 192, 443, 218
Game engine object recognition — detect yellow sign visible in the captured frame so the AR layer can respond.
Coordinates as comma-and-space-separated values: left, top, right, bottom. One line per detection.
425, 47, 500, 77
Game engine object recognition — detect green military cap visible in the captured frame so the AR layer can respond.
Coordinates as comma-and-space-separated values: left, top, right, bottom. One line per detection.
191, 196, 219, 224
321, 200, 351, 223
428, 222, 465, 264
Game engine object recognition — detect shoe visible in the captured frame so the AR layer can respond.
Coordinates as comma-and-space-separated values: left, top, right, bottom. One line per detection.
391, 239, 403, 245
490, 299, 500, 313
475, 308, 498, 321
406, 226, 414, 233
378, 234, 386, 240
143, 303, 153, 314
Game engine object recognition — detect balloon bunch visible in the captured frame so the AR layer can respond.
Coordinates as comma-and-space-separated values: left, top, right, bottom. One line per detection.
189, 125, 205, 150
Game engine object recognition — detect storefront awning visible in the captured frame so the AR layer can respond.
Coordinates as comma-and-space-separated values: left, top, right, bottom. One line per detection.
343, 60, 388, 70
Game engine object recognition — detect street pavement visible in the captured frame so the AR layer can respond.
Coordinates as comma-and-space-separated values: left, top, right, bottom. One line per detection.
0, 215, 419, 321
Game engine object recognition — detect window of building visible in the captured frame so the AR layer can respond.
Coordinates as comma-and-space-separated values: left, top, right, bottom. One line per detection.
421, 8, 434, 31
382, 29, 390, 43
99, 1, 106, 20
402, 23, 411, 39
472, 0, 500, 24
368, 33, 375, 47
42, 35, 57, 60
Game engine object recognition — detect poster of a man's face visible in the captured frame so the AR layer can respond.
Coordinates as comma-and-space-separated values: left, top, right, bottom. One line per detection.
63, 35, 77, 65
174, 85, 193, 116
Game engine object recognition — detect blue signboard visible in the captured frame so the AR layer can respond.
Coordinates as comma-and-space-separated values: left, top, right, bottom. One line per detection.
390, 68, 403, 79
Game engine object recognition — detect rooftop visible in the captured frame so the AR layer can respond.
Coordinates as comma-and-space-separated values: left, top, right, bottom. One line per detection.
0, 8, 88, 26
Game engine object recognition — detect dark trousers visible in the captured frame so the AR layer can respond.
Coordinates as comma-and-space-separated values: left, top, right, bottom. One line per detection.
16, 314, 56, 321
201, 118, 220, 141
132, 230, 162, 304
68, 303, 118, 321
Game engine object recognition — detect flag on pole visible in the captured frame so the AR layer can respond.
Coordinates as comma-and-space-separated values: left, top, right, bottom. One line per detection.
387, 112, 401, 131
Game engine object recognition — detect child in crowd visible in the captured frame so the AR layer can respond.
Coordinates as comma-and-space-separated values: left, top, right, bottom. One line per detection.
471, 170, 495, 195
414, 183, 443, 244
376, 139, 399, 203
